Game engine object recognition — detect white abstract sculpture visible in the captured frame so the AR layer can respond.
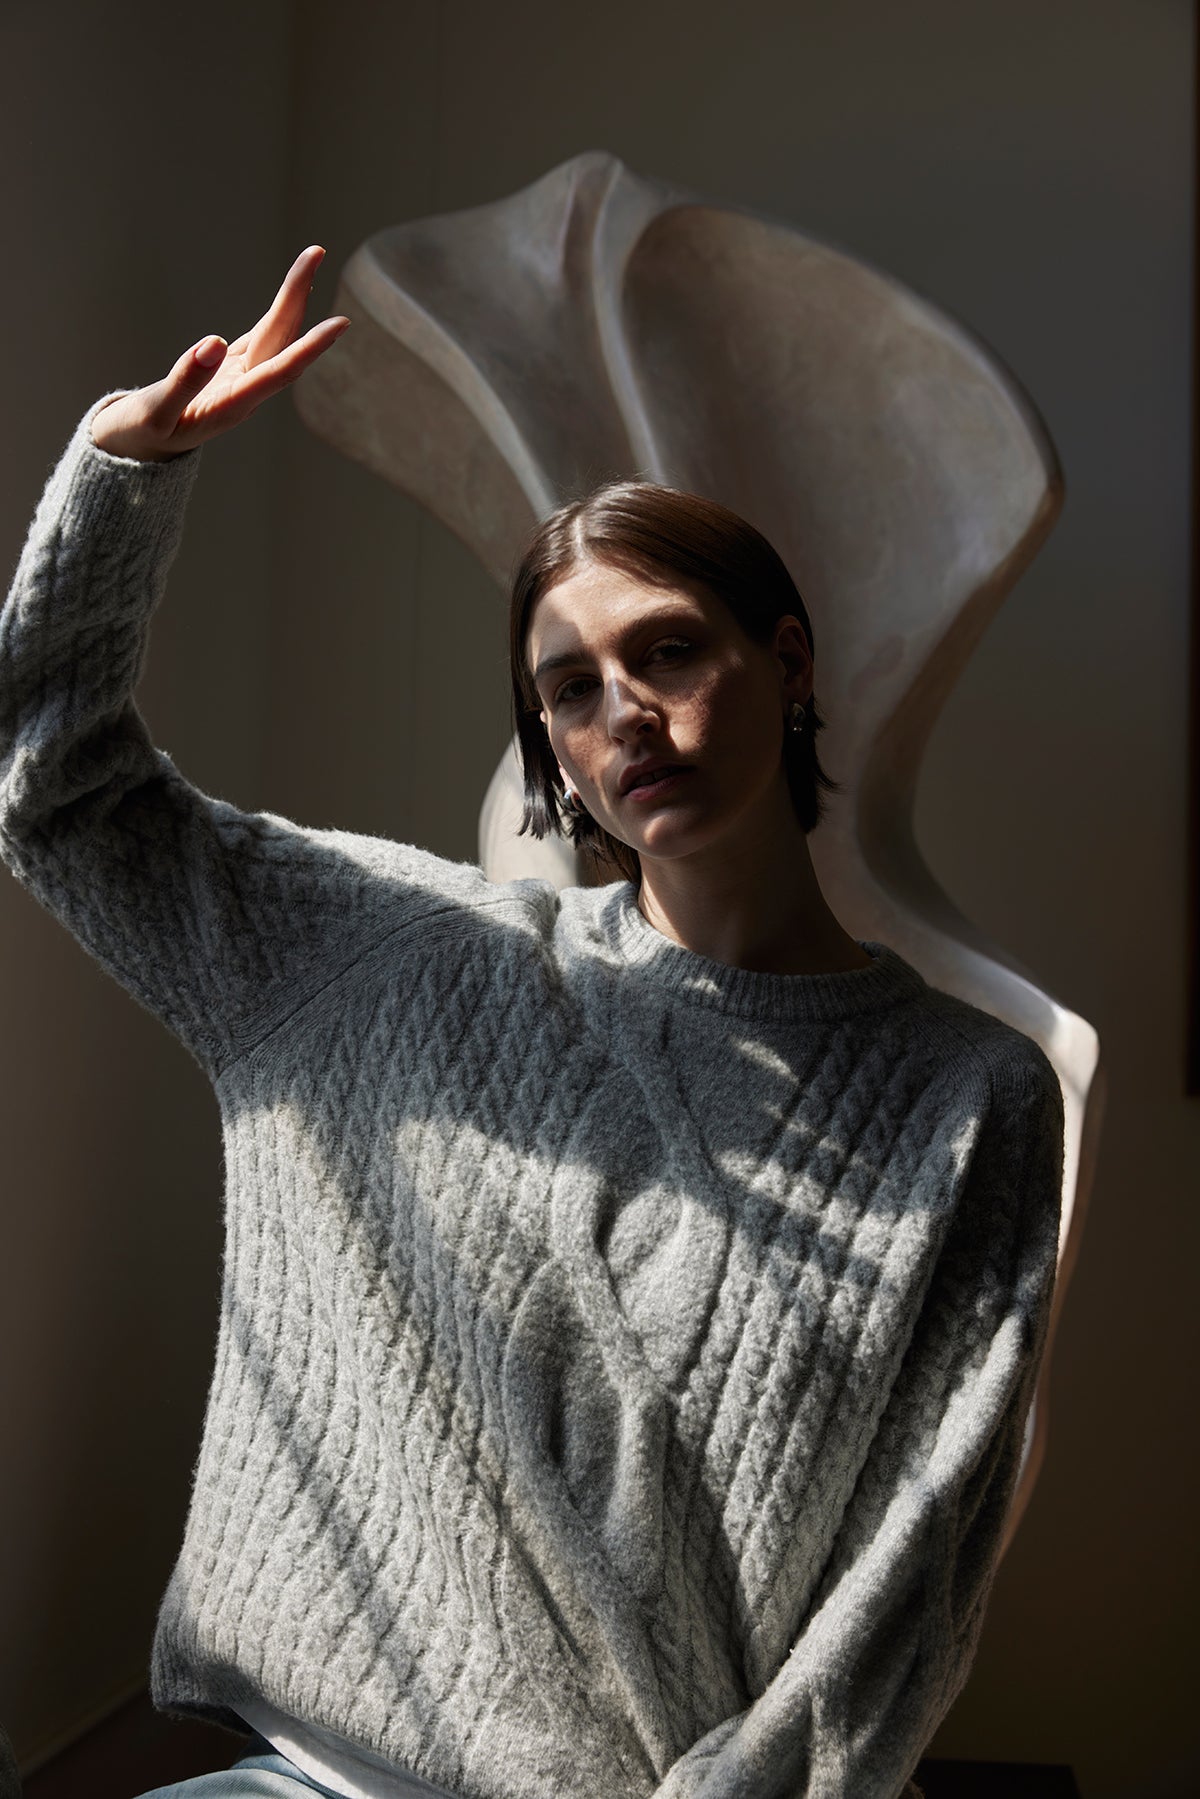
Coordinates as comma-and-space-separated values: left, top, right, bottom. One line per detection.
294, 151, 1102, 1543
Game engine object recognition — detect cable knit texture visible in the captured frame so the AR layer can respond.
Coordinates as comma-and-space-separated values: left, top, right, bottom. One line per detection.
0, 396, 1065, 1799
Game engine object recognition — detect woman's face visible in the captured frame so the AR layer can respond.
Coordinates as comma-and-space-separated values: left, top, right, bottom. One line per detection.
526, 559, 813, 869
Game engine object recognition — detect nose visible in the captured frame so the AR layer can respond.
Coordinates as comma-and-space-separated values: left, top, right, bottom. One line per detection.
602, 671, 660, 741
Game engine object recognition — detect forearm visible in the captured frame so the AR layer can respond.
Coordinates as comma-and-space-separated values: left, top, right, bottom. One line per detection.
1, 390, 204, 831
0, 394, 230, 1058
2, 256, 362, 1065
1, 391, 464, 1072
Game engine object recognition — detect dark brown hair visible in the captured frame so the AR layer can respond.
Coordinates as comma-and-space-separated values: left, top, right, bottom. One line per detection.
508, 479, 838, 885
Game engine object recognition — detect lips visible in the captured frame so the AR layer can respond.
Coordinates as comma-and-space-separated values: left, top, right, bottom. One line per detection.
618, 760, 691, 797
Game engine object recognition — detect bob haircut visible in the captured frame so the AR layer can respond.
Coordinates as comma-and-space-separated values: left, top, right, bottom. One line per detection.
508, 479, 839, 886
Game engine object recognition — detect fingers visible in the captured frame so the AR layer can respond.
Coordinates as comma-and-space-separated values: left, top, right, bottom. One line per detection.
104, 242, 349, 456
137, 334, 229, 436
239, 244, 326, 369
89, 331, 232, 459
214, 315, 350, 425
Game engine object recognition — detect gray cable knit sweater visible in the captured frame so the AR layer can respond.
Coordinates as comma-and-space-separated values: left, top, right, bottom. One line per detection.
0, 394, 1065, 1799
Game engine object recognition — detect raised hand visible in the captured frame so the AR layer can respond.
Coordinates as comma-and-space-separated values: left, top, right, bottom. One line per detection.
90, 245, 350, 462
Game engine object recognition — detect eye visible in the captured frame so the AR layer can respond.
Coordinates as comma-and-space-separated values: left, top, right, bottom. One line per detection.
647, 637, 694, 663
553, 674, 597, 706
548, 636, 696, 708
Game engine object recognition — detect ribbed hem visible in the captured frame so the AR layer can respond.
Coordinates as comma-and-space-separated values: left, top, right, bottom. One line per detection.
603, 884, 928, 1022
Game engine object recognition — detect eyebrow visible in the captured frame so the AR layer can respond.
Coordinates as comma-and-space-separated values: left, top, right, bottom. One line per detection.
532, 648, 588, 685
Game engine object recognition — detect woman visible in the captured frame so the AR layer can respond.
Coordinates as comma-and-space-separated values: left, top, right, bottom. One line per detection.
0, 247, 1064, 1799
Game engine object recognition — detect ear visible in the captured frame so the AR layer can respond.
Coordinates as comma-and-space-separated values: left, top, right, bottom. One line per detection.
773, 617, 814, 707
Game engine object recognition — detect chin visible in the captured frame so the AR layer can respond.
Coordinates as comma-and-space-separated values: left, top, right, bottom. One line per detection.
628, 822, 722, 864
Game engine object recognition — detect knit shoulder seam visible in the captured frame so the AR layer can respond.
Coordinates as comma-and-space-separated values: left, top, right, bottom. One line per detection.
904, 987, 1058, 1103
215, 887, 535, 1076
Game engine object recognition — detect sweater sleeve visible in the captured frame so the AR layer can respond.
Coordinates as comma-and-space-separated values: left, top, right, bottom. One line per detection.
651, 1046, 1065, 1799
0, 393, 467, 1077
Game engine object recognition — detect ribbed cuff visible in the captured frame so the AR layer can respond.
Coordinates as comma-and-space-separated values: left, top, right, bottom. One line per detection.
30, 391, 207, 615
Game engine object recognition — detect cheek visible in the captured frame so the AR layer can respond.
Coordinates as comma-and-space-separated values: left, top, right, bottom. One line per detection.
549, 719, 593, 783
692, 664, 765, 738
702, 671, 784, 777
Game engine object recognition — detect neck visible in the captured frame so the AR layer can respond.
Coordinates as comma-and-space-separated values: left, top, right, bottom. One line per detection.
634, 798, 872, 977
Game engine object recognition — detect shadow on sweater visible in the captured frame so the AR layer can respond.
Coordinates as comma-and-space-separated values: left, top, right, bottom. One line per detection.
141, 864, 1048, 1792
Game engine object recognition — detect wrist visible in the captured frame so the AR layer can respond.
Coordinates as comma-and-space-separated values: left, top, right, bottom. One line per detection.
89, 392, 178, 463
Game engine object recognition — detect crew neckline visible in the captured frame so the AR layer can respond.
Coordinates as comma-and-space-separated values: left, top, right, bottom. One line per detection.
601, 883, 927, 1022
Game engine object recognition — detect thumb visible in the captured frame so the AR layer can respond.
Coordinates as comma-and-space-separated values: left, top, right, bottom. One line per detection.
146, 335, 227, 434
165, 334, 227, 397
192, 333, 227, 369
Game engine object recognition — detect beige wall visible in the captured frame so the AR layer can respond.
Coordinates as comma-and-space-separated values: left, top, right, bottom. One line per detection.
1, 2, 1195, 1795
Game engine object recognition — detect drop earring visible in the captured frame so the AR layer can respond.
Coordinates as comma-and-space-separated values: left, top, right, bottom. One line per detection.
788, 701, 807, 734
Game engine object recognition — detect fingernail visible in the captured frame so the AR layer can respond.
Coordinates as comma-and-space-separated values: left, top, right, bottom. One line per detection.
195, 337, 225, 367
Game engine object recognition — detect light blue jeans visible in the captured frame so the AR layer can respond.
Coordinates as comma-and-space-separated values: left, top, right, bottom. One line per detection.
136, 1730, 432, 1798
